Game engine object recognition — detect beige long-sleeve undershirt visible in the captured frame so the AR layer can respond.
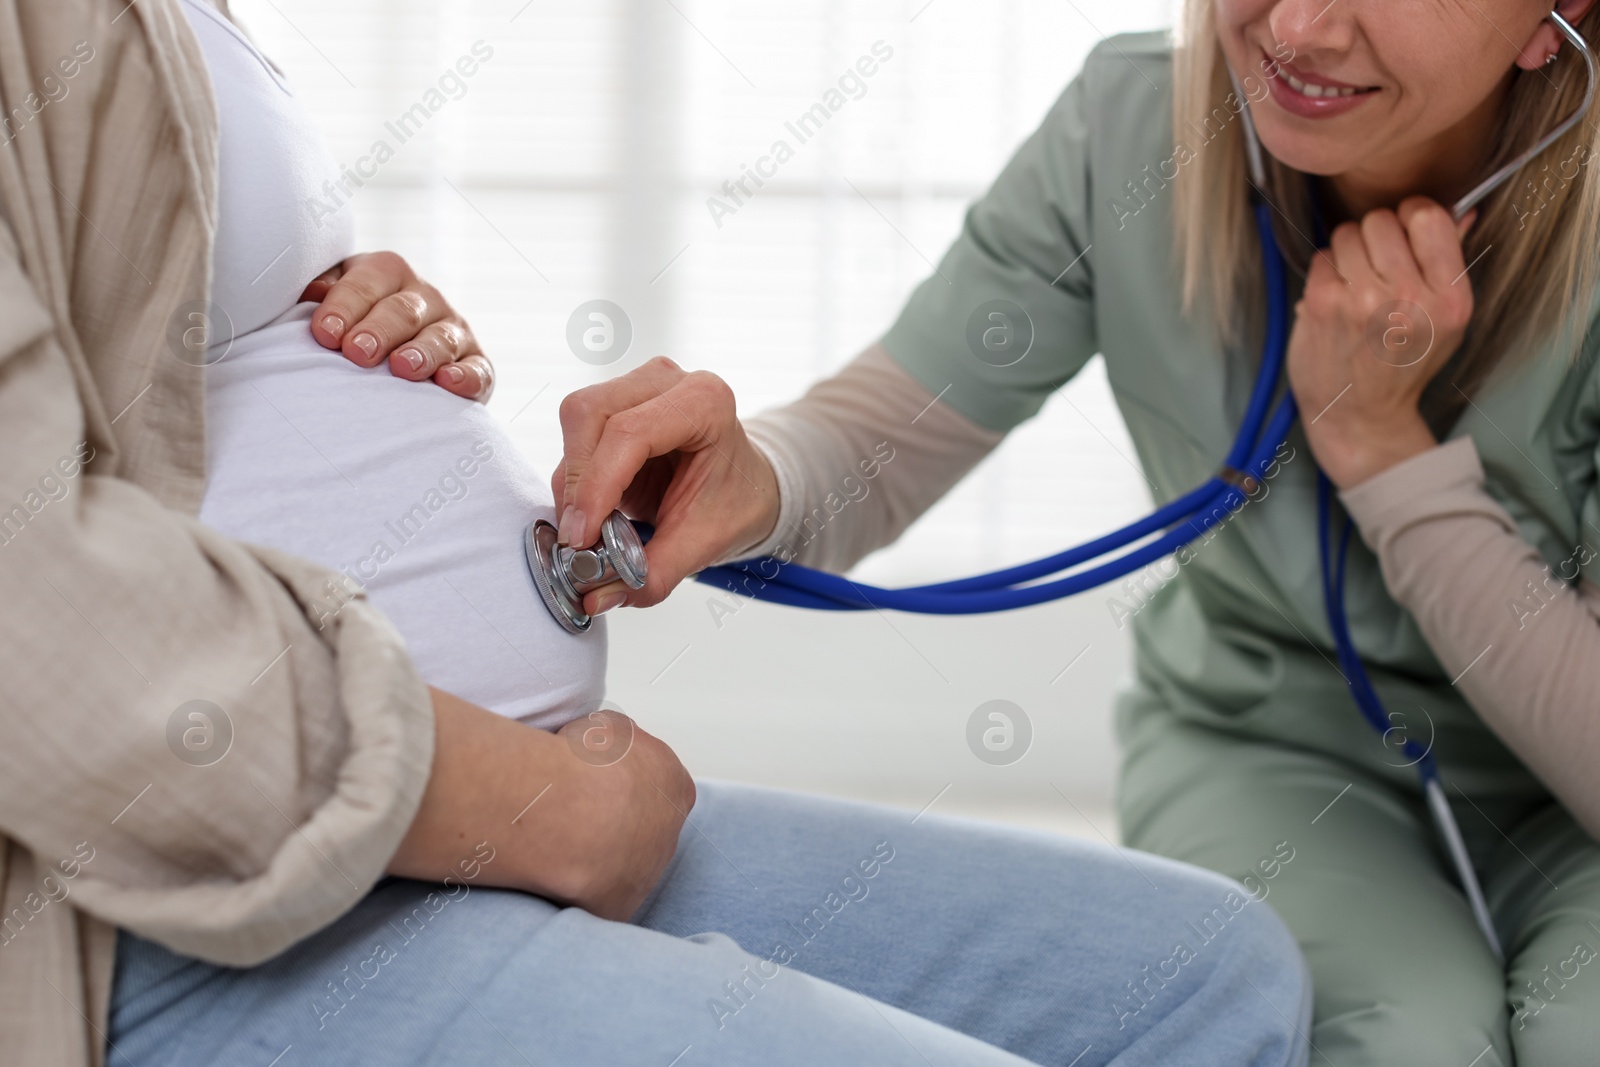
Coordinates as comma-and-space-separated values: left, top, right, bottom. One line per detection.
742, 345, 1600, 838
740, 345, 1003, 573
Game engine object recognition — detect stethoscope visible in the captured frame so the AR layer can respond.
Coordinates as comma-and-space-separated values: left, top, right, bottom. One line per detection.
530, 12, 1596, 960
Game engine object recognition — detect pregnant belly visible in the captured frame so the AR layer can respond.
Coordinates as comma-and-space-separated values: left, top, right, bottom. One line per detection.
199, 303, 605, 729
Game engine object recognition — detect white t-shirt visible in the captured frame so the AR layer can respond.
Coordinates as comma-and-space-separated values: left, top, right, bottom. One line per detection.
182, 0, 605, 728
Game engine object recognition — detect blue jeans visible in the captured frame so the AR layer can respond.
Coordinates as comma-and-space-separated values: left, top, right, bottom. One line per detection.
108, 781, 1311, 1066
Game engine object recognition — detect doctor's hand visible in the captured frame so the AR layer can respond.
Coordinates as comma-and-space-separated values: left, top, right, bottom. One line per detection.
301, 251, 494, 402
1286, 197, 1475, 490
551, 357, 780, 613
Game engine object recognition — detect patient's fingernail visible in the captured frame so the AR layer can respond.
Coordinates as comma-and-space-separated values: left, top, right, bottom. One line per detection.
399, 347, 426, 373
320, 314, 345, 339
595, 592, 627, 615
558, 506, 586, 547
351, 332, 379, 361
441, 365, 465, 385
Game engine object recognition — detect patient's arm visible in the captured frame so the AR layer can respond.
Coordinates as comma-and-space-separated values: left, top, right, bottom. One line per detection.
301, 250, 495, 402
389, 688, 695, 921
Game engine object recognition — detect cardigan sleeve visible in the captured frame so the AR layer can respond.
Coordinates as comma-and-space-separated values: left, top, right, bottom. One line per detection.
0, 232, 435, 967
1342, 436, 1600, 837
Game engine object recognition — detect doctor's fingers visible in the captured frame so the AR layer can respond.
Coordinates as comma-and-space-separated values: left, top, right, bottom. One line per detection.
586, 479, 744, 612
557, 357, 689, 460
555, 359, 704, 499
1327, 222, 1384, 301
1358, 209, 1427, 291
1299, 244, 1352, 321
625, 515, 724, 609
1397, 197, 1477, 298
578, 537, 695, 613
564, 383, 737, 542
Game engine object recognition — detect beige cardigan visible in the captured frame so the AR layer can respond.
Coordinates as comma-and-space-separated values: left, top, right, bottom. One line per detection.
0, 3, 435, 1064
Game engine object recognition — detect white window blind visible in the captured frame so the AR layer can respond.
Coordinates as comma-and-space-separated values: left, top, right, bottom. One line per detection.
228, 0, 1175, 585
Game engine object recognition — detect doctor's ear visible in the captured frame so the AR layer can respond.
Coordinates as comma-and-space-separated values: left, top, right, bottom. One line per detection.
1516, 0, 1597, 71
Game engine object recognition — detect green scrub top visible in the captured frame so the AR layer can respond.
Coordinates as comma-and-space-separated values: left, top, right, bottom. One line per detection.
880, 32, 1600, 797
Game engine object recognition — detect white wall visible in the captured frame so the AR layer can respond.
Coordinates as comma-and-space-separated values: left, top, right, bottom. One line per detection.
231, 0, 1179, 836
605, 527, 1137, 839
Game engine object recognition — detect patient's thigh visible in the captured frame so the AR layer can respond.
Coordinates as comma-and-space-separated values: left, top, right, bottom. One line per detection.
638, 779, 1309, 1067
108, 875, 1035, 1067
108, 781, 1307, 1067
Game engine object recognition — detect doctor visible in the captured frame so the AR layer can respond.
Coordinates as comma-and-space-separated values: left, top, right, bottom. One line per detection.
554, 1, 1600, 1062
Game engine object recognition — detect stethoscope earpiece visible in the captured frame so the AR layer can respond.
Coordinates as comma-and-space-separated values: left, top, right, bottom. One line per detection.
526, 509, 648, 634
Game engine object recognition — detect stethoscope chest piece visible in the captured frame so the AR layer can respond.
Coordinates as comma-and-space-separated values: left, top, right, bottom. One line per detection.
526, 509, 648, 634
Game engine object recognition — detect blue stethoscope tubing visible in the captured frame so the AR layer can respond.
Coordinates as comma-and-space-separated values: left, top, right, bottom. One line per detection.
692, 202, 1295, 614
1318, 473, 1503, 960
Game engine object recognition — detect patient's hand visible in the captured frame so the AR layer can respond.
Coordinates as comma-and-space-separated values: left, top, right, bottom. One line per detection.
302, 251, 494, 402
389, 689, 695, 922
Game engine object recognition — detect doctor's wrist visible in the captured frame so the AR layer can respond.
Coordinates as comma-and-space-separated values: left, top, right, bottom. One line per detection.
712, 430, 788, 565
1310, 415, 1438, 491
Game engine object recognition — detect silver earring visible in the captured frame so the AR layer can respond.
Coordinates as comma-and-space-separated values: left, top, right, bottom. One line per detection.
1546, 50, 1560, 65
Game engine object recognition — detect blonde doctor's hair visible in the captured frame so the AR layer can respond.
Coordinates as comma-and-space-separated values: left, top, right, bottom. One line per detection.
1171, 0, 1600, 428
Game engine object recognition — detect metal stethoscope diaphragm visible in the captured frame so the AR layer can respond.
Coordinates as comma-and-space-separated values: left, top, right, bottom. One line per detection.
525, 510, 648, 634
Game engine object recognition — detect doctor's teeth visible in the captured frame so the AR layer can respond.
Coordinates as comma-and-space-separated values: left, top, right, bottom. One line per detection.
1283, 72, 1358, 98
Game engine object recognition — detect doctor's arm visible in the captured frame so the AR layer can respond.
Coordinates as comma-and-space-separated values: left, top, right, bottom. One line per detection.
1340, 441, 1600, 839
1288, 198, 1600, 837
547, 347, 1002, 612
738, 345, 1002, 573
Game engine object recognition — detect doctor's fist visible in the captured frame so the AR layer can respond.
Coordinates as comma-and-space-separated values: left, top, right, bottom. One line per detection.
1287, 197, 1475, 489
551, 357, 780, 613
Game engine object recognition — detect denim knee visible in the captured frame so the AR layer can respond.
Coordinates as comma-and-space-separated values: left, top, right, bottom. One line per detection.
1207, 883, 1311, 1067
1124, 860, 1312, 1067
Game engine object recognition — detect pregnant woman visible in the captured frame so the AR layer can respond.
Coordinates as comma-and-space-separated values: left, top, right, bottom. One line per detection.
0, 3, 1309, 1065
